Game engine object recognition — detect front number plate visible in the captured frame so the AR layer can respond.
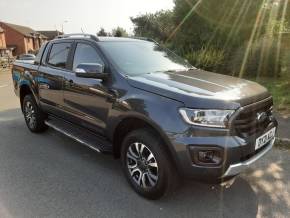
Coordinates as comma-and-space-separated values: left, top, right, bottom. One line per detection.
255, 127, 276, 150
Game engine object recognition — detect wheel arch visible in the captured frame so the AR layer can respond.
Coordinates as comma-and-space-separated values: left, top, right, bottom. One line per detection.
111, 115, 179, 169
19, 84, 38, 112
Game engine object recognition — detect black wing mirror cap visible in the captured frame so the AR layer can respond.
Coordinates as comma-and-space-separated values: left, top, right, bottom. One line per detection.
75, 63, 108, 79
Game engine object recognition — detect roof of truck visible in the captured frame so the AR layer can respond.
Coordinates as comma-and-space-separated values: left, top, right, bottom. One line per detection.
97, 37, 149, 42
52, 34, 156, 43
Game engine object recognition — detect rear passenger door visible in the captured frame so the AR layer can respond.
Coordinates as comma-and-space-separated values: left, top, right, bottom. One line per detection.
38, 41, 72, 114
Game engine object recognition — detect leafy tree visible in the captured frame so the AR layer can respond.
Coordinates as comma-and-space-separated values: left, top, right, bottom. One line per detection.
131, 10, 174, 42
131, 0, 290, 77
112, 27, 128, 37
97, 28, 108, 36
171, 0, 273, 51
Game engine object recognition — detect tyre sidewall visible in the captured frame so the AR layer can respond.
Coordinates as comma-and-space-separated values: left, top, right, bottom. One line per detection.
23, 95, 47, 132
121, 129, 172, 199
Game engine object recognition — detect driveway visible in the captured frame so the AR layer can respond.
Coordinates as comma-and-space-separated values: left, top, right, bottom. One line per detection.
0, 69, 290, 218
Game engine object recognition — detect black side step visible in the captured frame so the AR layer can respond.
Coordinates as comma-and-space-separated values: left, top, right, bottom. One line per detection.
45, 117, 113, 154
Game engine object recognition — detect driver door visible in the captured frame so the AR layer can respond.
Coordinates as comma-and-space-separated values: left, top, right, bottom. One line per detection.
62, 41, 111, 135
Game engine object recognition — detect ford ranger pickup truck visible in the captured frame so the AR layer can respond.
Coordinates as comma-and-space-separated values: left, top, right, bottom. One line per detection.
12, 34, 278, 199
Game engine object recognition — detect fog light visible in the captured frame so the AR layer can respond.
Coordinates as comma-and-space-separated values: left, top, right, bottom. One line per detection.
190, 146, 223, 166
198, 150, 221, 165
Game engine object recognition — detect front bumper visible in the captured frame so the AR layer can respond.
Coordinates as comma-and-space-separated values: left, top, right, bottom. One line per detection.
167, 121, 277, 182
222, 138, 274, 177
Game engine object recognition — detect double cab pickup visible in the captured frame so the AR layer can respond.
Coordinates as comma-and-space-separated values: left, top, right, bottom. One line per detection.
12, 34, 277, 199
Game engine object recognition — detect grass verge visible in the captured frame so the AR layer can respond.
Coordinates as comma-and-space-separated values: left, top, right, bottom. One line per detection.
251, 76, 290, 116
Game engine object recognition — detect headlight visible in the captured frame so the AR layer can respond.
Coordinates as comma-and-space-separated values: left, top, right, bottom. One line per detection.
179, 108, 235, 128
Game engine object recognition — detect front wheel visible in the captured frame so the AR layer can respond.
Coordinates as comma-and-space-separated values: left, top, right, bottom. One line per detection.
121, 129, 177, 200
23, 94, 47, 133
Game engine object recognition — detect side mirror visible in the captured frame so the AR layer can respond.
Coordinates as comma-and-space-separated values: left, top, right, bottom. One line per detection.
75, 63, 107, 80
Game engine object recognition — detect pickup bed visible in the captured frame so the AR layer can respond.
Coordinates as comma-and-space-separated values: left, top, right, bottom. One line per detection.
12, 34, 278, 199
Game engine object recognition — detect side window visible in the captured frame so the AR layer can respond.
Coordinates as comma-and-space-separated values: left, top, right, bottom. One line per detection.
35, 42, 48, 64
48, 43, 71, 69
73, 43, 104, 71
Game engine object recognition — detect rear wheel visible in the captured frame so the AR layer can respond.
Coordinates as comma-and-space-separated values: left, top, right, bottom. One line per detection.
121, 128, 177, 199
23, 94, 47, 133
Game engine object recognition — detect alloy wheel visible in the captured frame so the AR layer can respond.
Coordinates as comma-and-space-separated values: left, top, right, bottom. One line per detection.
126, 142, 159, 189
24, 101, 36, 129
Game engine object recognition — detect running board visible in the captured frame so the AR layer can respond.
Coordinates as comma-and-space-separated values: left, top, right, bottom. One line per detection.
45, 117, 113, 154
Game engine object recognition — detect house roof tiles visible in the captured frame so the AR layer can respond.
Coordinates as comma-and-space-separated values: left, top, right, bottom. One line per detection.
1, 22, 47, 38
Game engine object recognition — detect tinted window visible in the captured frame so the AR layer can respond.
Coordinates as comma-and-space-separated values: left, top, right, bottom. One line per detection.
99, 41, 192, 76
48, 43, 71, 69
73, 43, 104, 71
35, 42, 48, 64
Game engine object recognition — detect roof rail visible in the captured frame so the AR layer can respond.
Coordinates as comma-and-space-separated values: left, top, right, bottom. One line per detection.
130, 37, 158, 43
55, 33, 99, 41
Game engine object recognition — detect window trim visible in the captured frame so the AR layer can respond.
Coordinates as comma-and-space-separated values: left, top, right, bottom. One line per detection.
34, 42, 48, 65
46, 41, 73, 71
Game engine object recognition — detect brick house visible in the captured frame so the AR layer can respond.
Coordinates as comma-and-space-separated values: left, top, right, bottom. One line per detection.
0, 22, 48, 56
0, 26, 7, 56
0, 27, 6, 48
38, 30, 63, 40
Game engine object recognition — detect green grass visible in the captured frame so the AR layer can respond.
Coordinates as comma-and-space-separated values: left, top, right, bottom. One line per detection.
251, 76, 290, 115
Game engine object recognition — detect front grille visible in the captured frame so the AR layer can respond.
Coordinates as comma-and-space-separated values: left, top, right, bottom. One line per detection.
233, 98, 273, 137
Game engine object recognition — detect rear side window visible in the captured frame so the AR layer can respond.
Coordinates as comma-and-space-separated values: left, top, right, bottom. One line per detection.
48, 43, 71, 69
73, 43, 104, 71
35, 42, 48, 64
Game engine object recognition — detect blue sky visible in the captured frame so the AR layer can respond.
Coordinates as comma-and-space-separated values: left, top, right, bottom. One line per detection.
0, 0, 174, 34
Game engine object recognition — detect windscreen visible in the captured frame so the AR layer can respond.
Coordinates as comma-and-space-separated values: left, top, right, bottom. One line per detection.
99, 40, 192, 76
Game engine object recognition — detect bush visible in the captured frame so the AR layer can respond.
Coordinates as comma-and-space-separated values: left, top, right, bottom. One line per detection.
185, 47, 225, 71
228, 37, 283, 78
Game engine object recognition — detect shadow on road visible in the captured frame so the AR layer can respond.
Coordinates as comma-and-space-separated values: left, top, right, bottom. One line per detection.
0, 108, 289, 217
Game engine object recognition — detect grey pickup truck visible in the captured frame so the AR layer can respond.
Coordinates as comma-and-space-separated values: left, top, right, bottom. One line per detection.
12, 34, 277, 199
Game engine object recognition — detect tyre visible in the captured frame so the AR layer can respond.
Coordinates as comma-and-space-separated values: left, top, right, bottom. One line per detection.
121, 128, 177, 200
23, 94, 48, 133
